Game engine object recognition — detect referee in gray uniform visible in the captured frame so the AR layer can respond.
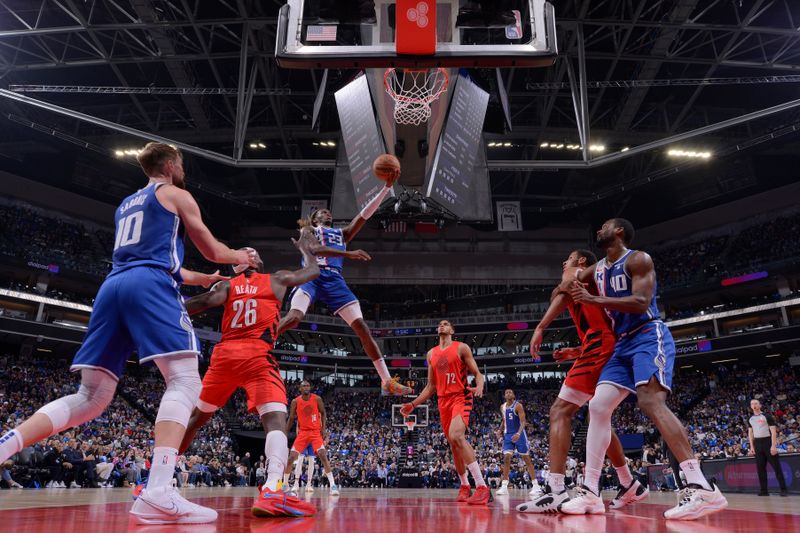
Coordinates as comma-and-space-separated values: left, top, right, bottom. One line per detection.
747, 399, 788, 496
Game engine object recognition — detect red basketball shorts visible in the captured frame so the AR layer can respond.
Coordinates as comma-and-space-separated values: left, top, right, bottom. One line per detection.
563, 330, 616, 397
292, 430, 325, 454
438, 391, 473, 436
199, 340, 286, 413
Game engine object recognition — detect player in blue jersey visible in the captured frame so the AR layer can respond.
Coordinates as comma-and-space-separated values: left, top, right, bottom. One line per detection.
495, 389, 538, 497
560, 218, 727, 520
0, 142, 257, 524
277, 173, 413, 396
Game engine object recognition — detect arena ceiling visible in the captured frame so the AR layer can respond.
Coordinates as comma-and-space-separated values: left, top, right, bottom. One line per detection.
1, 0, 800, 234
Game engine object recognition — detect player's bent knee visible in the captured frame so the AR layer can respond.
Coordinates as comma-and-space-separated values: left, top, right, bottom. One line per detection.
339, 302, 364, 328
155, 355, 202, 427
38, 368, 117, 433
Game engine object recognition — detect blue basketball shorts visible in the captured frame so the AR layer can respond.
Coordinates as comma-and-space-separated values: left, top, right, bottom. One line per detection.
502, 433, 530, 455
292, 268, 358, 315
302, 444, 315, 457
597, 320, 675, 393
71, 266, 199, 379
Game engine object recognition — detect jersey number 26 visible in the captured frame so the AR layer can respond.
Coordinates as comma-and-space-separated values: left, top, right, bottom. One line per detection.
231, 299, 257, 328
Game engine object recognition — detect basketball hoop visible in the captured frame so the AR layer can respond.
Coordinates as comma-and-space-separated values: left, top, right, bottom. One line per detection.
384, 68, 449, 126
404, 419, 417, 432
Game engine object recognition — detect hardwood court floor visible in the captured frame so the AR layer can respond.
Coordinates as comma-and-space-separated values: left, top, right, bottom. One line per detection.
2, 486, 798, 532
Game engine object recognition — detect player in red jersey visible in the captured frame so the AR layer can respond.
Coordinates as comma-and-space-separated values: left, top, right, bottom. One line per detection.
517, 250, 646, 514
401, 320, 492, 506
178, 237, 319, 518
282, 380, 339, 495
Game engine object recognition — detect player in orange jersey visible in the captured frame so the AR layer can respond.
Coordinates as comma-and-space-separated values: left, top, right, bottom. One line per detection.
178, 236, 319, 518
401, 320, 492, 505
517, 250, 646, 514
283, 380, 340, 495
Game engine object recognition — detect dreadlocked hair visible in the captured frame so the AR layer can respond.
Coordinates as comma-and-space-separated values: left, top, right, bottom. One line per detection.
297, 211, 318, 229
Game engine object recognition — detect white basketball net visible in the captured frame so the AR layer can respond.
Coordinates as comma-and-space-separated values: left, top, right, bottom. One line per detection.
384, 68, 449, 126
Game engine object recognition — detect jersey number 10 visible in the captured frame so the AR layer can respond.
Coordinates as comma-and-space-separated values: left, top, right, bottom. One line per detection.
231, 299, 258, 328
114, 212, 144, 250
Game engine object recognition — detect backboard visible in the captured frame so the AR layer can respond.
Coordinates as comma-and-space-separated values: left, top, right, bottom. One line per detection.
276, 0, 557, 69
392, 404, 429, 428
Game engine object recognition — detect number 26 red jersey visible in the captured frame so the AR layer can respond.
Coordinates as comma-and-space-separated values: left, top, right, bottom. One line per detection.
219, 272, 280, 347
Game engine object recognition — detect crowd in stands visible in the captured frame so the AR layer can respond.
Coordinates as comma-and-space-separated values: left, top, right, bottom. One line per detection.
2, 349, 799, 491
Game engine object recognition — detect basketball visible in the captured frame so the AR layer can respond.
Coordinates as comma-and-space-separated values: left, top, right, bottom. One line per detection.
372, 154, 401, 182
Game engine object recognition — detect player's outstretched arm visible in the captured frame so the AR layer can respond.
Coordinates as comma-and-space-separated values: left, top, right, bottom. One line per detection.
272, 237, 320, 289
570, 251, 654, 314
184, 280, 230, 315
180, 268, 229, 288
342, 173, 399, 243
160, 185, 255, 267
285, 399, 298, 434
460, 343, 485, 398
401, 352, 436, 415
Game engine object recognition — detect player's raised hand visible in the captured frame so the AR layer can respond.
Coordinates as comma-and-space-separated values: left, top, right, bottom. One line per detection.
346, 249, 372, 261
400, 402, 415, 417
234, 246, 259, 268
554, 347, 581, 362
201, 270, 229, 288
384, 168, 401, 187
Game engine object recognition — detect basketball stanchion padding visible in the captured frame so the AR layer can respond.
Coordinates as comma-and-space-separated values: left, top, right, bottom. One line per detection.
396, 0, 436, 55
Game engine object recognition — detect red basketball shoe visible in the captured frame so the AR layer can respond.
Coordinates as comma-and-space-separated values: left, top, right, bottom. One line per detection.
467, 485, 493, 506
132, 483, 145, 500
457, 485, 472, 502
252, 487, 317, 517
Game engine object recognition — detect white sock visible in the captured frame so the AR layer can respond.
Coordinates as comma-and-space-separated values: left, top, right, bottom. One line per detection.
265, 431, 288, 491
466, 461, 486, 487
147, 447, 178, 488
459, 471, 469, 486
501, 479, 509, 487
326, 471, 336, 487
373, 358, 391, 383
548, 472, 565, 492
306, 457, 315, 485
293, 455, 304, 482
283, 473, 290, 486
680, 459, 712, 491
0, 430, 24, 463
615, 464, 634, 486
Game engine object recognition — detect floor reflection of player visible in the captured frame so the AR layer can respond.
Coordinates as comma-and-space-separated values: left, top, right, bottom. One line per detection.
277, 171, 413, 397
178, 238, 319, 518
402, 320, 492, 505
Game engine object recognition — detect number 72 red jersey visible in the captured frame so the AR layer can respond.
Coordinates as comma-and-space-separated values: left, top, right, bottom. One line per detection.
430, 341, 469, 397
219, 272, 280, 347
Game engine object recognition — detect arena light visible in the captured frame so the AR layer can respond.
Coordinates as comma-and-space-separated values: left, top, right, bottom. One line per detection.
667, 149, 712, 159
114, 148, 143, 157
765, 354, 782, 358
540, 142, 549, 148
712, 358, 738, 364
621, 146, 630, 152
589, 144, 606, 152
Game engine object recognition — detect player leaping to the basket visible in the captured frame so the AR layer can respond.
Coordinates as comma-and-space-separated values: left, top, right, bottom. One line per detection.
277, 170, 412, 396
